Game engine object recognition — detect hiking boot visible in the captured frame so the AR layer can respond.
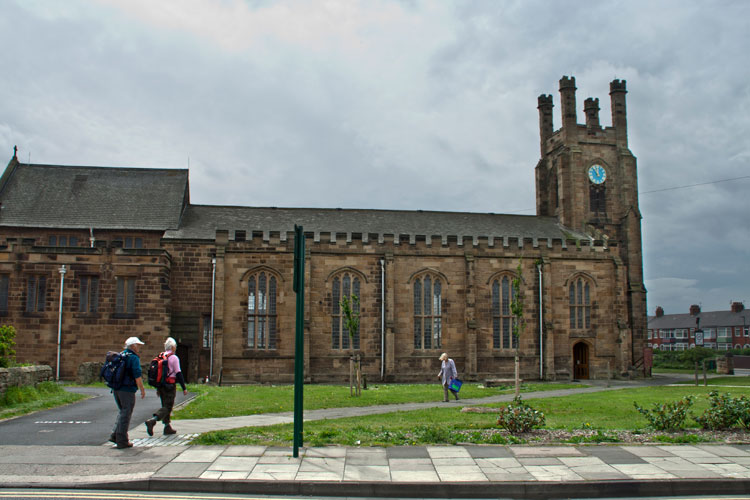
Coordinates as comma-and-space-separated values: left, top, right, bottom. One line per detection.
163, 424, 177, 435
144, 418, 156, 437
115, 441, 133, 449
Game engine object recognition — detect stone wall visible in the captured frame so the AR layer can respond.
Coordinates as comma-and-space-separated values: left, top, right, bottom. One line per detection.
0, 234, 172, 379
0, 365, 53, 395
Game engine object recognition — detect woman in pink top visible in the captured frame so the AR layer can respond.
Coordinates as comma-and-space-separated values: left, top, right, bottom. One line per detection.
144, 337, 188, 436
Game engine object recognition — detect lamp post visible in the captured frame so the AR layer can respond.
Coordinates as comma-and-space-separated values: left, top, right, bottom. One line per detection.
56, 265, 67, 381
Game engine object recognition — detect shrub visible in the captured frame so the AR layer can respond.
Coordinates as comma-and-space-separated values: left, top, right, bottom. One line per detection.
497, 396, 545, 434
634, 396, 694, 431
695, 391, 745, 430
735, 397, 750, 430
680, 347, 716, 367
0, 325, 16, 368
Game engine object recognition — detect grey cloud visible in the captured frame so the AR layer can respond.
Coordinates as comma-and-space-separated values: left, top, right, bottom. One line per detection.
0, 0, 748, 316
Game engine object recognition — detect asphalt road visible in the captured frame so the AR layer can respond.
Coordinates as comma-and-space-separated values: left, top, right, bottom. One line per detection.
0, 386, 193, 446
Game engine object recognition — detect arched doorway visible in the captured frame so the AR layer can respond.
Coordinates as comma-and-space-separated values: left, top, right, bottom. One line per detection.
573, 342, 589, 379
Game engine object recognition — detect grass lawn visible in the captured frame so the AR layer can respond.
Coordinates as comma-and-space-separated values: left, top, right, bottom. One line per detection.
0, 381, 88, 420
674, 375, 750, 386
174, 382, 585, 420
193, 385, 750, 447
652, 368, 700, 374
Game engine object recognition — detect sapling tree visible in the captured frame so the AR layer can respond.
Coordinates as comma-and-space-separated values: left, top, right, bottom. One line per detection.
340, 295, 361, 396
510, 260, 526, 398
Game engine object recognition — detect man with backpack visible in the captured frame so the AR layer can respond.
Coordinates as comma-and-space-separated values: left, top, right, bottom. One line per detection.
144, 337, 187, 436
109, 336, 146, 449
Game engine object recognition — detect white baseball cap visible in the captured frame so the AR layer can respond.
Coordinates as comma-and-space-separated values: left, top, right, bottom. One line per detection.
125, 336, 145, 347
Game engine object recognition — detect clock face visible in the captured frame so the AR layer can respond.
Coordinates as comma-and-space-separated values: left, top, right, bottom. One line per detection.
588, 164, 607, 184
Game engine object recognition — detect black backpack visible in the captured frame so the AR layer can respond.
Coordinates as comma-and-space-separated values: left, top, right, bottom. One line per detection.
100, 351, 130, 390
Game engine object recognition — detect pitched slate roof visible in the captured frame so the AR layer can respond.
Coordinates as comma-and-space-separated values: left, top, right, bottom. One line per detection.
164, 204, 586, 244
648, 310, 750, 329
0, 161, 188, 231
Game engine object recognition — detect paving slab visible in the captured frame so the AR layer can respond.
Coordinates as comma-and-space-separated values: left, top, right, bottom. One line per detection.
386, 446, 429, 458
223, 445, 266, 456
343, 464, 391, 481
153, 461, 210, 478
388, 458, 435, 471
207, 456, 259, 471
465, 445, 514, 458
583, 445, 647, 463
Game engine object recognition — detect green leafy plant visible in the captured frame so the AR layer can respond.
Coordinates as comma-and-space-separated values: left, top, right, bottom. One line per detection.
634, 396, 694, 431
0, 325, 16, 368
497, 396, 545, 434
694, 391, 745, 430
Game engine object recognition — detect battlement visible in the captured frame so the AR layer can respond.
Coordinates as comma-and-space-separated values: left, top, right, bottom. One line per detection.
559, 75, 576, 89
584, 97, 599, 109
610, 79, 627, 93
537, 94, 553, 107
218, 229, 614, 256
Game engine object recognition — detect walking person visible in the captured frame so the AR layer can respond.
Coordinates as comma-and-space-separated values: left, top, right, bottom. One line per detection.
145, 337, 187, 436
437, 352, 459, 402
110, 337, 146, 449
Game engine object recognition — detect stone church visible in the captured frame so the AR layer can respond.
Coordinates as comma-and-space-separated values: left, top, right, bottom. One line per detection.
0, 76, 646, 383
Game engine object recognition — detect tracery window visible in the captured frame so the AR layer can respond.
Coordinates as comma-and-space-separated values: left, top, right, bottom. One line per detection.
115, 276, 136, 315
0, 275, 8, 315
413, 273, 442, 349
26, 275, 47, 313
590, 184, 606, 216
247, 271, 277, 349
492, 275, 517, 349
79, 275, 99, 313
569, 277, 591, 329
331, 272, 360, 350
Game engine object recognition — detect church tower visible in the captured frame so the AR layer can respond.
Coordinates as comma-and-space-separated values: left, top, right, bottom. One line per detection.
535, 76, 647, 367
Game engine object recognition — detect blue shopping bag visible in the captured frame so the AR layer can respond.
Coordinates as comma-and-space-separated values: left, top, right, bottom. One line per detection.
449, 378, 462, 392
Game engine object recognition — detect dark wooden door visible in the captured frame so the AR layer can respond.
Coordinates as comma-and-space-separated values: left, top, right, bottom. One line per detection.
573, 342, 589, 379
177, 344, 191, 383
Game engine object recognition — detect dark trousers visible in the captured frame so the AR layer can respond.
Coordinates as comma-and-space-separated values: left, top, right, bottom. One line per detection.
112, 390, 136, 445
154, 383, 177, 424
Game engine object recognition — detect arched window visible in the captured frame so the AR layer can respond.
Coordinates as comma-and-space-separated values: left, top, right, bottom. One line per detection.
331, 272, 360, 350
569, 276, 591, 330
247, 271, 277, 349
492, 275, 517, 349
414, 274, 442, 349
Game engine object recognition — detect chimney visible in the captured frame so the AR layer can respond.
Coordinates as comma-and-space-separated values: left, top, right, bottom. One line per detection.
655, 306, 664, 318
689, 304, 701, 316
731, 302, 745, 313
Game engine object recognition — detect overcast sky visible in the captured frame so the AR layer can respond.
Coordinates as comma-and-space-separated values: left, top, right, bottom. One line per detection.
1, 0, 748, 316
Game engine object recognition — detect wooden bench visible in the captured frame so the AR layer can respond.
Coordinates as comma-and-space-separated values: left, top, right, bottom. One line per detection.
484, 378, 522, 388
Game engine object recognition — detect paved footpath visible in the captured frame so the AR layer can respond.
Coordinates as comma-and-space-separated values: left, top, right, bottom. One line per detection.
3, 443, 750, 498
2, 375, 750, 498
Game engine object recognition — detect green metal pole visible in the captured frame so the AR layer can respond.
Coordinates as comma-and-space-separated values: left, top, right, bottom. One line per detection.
293, 225, 305, 457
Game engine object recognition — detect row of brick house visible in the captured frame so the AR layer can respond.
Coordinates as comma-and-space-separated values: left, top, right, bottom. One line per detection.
648, 303, 750, 351
0, 76, 648, 383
